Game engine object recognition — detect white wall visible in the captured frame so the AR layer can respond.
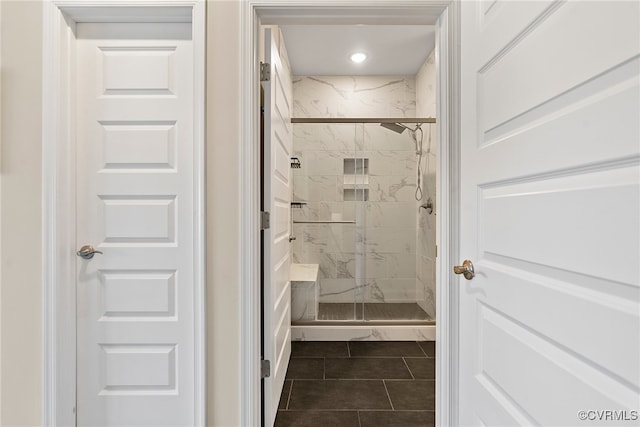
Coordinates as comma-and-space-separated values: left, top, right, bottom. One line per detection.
0, 0, 3, 420
0, 1, 43, 425
415, 49, 437, 318
206, 0, 242, 425
0, 1, 245, 425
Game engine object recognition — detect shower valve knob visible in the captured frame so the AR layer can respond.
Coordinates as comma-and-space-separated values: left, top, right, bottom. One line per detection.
453, 260, 475, 280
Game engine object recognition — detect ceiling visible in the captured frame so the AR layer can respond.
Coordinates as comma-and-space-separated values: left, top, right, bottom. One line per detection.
280, 25, 436, 76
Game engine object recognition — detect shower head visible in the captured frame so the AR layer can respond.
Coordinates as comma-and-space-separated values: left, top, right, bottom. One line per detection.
380, 122, 421, 135
380, 122, 410, 134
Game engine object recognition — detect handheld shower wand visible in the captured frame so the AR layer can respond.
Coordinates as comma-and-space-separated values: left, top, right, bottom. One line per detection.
379, 122, 427, 201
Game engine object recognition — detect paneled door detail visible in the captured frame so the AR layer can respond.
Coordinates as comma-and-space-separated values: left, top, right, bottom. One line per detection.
459, 2, 639, 426
75, 22, 196, 426
262, 27, 294, 427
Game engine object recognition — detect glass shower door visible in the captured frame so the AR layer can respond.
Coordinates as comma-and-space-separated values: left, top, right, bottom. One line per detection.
290, 123, 360, 323
361, 122, 432, 322
290, 120, 434, 323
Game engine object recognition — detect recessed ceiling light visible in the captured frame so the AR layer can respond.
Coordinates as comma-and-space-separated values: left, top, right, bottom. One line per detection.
350, 52, 367, 63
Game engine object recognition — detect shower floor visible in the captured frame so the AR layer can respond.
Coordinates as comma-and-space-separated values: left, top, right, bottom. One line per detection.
317, 302, 431, 322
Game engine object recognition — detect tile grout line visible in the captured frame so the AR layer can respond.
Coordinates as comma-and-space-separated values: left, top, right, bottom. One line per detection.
418, 340, 428, 357
285, 380, 293, 410
289, 378, 435, 381
295, 355, 425, 359
382, 379, 395, 411
286, 343, 435, 425
281, 409, 436, 412
402, 357, 415, 380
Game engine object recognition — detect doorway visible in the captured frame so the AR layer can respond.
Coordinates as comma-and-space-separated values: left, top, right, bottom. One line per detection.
41, 3, 206, 425
75, 21, 196, 425
246, 2, 460, 427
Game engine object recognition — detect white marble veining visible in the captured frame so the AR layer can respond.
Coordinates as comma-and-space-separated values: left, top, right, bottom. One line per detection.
291, 281, 317, 321
364, 227, 416, 254
319, 278, 364, 303
416, 255, 436, 319
362, 149, 417, 177
415, 278, 425, 305
292, 325, 436, 341
364, 278, 417, 302
292, 223, 358, 255
387, 254, 417, 279
290, 264, 320, 322
290, 263, 319, 282
416, 49, 436, 118
364, 202, 416, 227
369, 176, 416, 202
291, 72, 434, 316
293, 76, 416, 118
293, 175, 340, 202
292, 202, 349, 222
293, 123, 362, 152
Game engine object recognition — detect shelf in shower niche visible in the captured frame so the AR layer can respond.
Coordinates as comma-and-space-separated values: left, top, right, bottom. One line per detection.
291, 201, 307, 208
293, 220, 356, 224
344, 158, 369, 176
343, 176, 369, 185
343, 188, 369, 201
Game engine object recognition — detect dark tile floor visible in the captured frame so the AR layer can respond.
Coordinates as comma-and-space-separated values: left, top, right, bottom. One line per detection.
275, 341, 436, 427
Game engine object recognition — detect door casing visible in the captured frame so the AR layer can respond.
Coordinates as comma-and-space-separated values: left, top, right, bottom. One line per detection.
240, 1, 461, 426
41, 2, 206, 425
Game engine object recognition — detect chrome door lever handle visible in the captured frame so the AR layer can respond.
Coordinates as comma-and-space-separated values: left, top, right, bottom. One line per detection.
453, 259, 475, 280
77, 245, 103, 260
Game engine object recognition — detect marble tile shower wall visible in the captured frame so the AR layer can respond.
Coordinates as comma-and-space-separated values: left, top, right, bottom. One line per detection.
292, 76, 416, 118
291, 76, 418, 304
415, 50, 437, 319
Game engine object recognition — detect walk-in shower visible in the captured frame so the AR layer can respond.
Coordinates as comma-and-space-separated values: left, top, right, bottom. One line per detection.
289, 118, 436, 331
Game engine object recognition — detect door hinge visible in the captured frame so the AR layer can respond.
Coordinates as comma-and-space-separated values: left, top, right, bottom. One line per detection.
260, 211, 270, 230
261, 360, 271, 379
260, 62, 271, 81
435, 245, 438, 258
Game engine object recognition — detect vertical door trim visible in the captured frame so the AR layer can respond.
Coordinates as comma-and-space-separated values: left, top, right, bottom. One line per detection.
41, 2, 206, 426
240, 2, 461, 426
239, 3, 260, 424
434, 4, 462, 426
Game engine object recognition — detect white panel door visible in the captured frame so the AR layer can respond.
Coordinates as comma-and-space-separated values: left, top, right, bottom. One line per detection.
262, 28, 293, 427
75, 23, 196, 426
459, 1, 640, 426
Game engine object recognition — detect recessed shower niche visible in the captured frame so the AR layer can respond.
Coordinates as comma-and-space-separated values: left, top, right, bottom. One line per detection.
343, 158, 369, 201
